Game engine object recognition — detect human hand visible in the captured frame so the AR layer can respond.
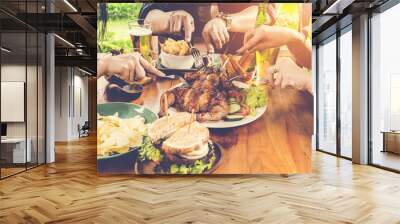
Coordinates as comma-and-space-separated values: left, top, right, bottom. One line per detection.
265, 58, 312, 94
168, 10, 195, 42
97, 53, 166, 82
237, 25, 298, 54
202, 17, 229, 53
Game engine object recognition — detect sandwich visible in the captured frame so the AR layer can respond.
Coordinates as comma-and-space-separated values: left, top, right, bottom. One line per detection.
143, 112, 217, 174
147, 112, 195, 143
162, 121, 210, 161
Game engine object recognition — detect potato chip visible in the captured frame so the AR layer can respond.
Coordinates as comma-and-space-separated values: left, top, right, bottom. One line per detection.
97, 113, 146, 157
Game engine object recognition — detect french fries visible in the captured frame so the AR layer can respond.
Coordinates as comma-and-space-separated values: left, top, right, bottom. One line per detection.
239, 52, 255, 72
162, 38, 190, 56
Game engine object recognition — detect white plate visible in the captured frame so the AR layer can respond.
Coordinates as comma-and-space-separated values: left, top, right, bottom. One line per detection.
168, 106, 267, 129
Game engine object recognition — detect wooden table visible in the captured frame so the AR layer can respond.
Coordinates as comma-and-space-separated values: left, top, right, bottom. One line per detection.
381, 131, 400, 154
140, 77, 313, 174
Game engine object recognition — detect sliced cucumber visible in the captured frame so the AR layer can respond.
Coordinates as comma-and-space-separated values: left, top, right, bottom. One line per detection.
225, 114, 245, 121
229, 103, 241, 114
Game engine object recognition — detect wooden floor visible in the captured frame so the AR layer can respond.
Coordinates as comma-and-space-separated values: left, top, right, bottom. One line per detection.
373, 150, 400, 171
1, 136, 400, 224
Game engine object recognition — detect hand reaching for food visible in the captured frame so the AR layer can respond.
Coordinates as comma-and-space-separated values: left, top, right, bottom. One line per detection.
237, 25, 311, 69
168, 10, 195, 42
144, 9, 194, 42
202, 17, 230, 53
97, 53, 166, 82
237, 25, 299, 53
264, 58, 312, 94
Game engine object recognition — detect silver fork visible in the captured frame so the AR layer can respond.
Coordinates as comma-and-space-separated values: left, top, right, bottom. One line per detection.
189, 43, 204, 68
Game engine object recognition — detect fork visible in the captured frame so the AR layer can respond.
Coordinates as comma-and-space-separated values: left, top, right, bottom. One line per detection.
189, 43, 204, 68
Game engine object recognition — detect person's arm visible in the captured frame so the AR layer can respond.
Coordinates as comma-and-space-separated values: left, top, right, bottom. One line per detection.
286, 33, 311, 69
267, 58, 312, 94
140, 4, 194, 42
97, 57, 107, 77
203, 4, 277, 52
97, 53, 166, 81
227, 4, 277, 33
237, 25, 311, 69
226, 6, 258, 33
143, 9, 172, 34
300, 4, 312, 39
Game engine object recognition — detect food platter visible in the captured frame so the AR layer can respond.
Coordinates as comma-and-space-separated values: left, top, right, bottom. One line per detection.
135, 141, 223, 174
167, 106, 267, 129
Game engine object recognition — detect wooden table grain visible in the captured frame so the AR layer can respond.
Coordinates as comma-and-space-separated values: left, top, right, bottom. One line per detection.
140, 76, 313, 174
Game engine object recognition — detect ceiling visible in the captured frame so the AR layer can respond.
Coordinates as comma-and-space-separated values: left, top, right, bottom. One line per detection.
312, 0, 391, 44
0, 0, 96, 73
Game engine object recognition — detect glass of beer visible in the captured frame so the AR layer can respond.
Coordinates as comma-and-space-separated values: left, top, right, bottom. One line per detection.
255, 49, 273, 84
128, 19, 153, 62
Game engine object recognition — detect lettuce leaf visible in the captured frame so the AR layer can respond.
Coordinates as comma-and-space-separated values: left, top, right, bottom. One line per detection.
138, 137, 163, 162
244, 85, 268, 116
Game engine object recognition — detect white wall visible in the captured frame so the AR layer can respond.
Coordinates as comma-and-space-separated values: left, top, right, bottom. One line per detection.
54, 66, 89, 141
55, 66, 69, 141
1, 63, 46, 164
0, 65, 41, 138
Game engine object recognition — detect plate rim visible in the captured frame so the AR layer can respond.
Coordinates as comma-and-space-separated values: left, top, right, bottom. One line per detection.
167, 106, 267, 129
203, 106, 267, 129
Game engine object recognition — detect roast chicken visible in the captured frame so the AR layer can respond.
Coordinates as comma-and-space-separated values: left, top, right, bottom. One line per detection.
159, 71, 229, 122
159, 53, 254, 122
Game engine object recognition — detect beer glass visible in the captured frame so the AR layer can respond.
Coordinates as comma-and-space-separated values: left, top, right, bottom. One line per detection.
128, 19, 153, 62
254, 3, 274, 84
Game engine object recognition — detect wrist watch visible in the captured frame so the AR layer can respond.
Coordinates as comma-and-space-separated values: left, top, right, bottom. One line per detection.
216, 12, 232, 31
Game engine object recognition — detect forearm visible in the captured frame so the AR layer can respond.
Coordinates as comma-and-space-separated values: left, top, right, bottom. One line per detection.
144, 9, 172, 34
286, 31, 312, 69
228, 6, 258, 33
97, 58, 107, 77
304, 74, 313, 94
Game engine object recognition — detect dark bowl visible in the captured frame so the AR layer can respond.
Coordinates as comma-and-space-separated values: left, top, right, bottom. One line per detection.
97, 148, 139, 174
105, 75, 143, 102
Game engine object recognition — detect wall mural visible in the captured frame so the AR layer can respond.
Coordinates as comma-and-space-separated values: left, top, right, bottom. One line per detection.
96, 2, 313, 175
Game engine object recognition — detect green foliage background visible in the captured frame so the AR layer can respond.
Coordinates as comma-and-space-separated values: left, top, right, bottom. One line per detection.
98, 3, 142, 53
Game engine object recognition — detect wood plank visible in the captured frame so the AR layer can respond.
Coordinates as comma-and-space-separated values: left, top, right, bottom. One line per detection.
1, 136, 400, 223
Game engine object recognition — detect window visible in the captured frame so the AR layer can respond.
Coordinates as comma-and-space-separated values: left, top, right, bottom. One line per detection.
317, 36, 337, 154
0, 0, 47, 179
370, 3, 400, 171
339, 28, 352, 158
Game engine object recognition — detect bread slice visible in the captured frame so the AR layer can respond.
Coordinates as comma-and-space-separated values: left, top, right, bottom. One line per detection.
162, 121, 209, 156
148, 112, 195, 143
